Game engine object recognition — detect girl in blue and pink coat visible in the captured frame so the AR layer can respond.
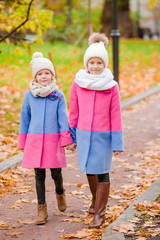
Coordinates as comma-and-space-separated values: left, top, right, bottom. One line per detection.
18, 52, 74, 225
68, 33, 124, 228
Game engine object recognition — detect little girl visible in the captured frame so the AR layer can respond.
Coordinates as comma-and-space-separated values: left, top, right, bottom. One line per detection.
68, 33, 124, 228
18, 52, 74, 225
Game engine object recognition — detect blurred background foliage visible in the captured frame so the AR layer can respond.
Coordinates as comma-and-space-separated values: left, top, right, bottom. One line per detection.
0, 0, 160, 47
0, 0, 103, 47
46, 1, 102, 43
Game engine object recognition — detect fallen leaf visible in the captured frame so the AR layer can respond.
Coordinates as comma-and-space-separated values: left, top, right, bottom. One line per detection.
6, 232, 23, 237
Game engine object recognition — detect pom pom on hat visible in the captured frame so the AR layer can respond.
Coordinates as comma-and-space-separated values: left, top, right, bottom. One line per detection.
32, 52, 43, 59
30, 52, 55, 79
84, 32, 109, 68
88, 33, 109, 48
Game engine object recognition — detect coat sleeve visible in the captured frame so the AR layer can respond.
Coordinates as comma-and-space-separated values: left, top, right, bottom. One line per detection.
69, 81, 79, 143
18, 92, 31, 149
110, 84, 124, 151
57, 91, 73, 147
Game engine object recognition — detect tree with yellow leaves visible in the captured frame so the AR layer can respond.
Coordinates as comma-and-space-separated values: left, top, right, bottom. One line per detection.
0, 0, 53, 46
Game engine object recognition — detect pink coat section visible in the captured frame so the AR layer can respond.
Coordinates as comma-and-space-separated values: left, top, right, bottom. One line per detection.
69, 81, 122, 132
20, 133, 67, 168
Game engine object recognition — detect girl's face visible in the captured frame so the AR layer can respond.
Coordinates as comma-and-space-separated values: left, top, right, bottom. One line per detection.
35, 69, 53, 86
87, 57, 105, 75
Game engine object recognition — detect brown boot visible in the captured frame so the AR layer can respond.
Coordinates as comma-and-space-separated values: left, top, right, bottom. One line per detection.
87, 175, 98, 214
36, 203, 48, 225
56, 191, 67, 212
89, 182, 110, 229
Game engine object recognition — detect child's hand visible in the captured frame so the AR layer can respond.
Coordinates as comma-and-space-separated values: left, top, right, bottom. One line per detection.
66, 143, 77, 151
113, 151, 122, 156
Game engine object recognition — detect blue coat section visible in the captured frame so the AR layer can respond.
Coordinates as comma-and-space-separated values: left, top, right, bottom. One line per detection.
76, 129, 113, 174
112, 131, 124, 151
19, 90, 69, 135
69, 127, 77, 144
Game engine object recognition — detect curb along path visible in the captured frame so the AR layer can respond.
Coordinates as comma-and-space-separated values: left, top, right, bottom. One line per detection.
102, 178, 160, 240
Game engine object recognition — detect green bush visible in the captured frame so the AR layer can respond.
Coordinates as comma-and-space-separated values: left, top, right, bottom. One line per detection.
46, 7, 102, 43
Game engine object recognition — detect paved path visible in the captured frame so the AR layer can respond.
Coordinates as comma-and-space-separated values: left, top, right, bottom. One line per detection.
0, 91, 160, 240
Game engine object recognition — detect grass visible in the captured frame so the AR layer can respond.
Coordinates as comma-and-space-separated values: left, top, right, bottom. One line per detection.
1, 38, 159, 68
0, 38, 160, 103
0, 42, 78, 70
119, 39, 160, 67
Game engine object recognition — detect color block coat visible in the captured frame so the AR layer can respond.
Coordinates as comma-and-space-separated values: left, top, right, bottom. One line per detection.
18, 90, 73, 169
69, 81, 123, 174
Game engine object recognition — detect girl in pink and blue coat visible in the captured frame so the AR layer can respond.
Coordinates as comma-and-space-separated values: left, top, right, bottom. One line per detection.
68, 33, 124, 228
18, 52, 74, 225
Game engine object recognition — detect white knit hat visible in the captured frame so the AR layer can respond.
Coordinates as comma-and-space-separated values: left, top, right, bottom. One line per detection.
84, 33, 109, 68
30, 52, 55, 79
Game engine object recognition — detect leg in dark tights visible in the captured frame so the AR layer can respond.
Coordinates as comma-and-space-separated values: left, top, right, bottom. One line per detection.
34, 168, 46, 205
51, 168, 66, 212
87, 173, 110, 183
50, 168, 63, 195
98, 173, 110, 183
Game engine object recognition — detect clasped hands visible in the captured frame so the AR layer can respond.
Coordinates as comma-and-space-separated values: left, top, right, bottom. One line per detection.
66, 143, 77, 151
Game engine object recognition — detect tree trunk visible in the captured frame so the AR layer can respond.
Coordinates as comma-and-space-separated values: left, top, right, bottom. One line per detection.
101, 0, 137, 38
66, 0, 71, 26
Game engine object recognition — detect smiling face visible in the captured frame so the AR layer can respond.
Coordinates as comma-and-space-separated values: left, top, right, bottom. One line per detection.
87, 57, 105, 75
35, 69, 53, 86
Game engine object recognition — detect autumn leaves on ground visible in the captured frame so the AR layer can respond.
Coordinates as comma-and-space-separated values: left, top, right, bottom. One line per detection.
0, 39, 160, 239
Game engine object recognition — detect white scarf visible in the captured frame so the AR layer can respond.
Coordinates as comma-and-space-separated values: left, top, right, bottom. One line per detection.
30, 79, 59, 97
75, 68, 117, 90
